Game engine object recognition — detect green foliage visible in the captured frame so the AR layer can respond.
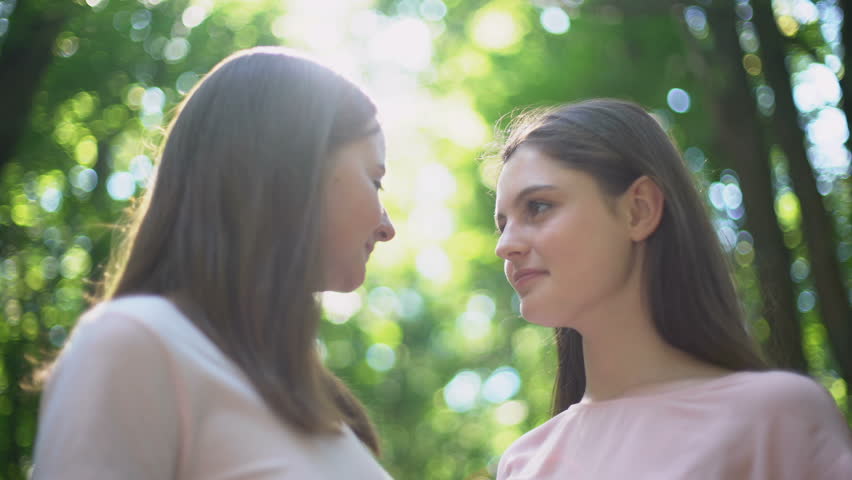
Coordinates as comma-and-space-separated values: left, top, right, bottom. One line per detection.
0, 0, 849, 479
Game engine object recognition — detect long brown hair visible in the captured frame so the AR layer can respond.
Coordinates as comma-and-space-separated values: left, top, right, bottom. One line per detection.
500, 99, 767, 415
98, 47, 380, 451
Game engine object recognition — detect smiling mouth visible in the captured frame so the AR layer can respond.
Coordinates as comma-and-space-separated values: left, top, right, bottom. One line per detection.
513, 270, 548, 292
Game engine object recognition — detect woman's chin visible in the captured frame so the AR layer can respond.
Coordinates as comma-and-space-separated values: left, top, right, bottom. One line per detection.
324, 271, 365, 293
521, 303, 573, 328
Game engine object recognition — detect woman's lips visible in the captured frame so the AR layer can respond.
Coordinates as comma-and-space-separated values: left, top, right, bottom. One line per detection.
512, 269, 548, 292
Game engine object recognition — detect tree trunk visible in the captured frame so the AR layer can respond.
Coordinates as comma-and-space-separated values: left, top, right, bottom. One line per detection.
701, 5, 808, 371
751, 1, 852, 383
837, 0, 852, 158
0, 2, 74, 172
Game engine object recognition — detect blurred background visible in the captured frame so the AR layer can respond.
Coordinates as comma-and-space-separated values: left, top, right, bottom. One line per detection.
0, 0, 850, 478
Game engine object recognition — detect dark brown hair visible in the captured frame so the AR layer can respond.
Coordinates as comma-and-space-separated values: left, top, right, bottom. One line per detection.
500, 99, 767, 415
98, 47, 380, 451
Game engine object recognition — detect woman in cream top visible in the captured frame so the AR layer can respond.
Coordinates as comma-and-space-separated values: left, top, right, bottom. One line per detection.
34, 47, 396, 479
36, 296, 391, 479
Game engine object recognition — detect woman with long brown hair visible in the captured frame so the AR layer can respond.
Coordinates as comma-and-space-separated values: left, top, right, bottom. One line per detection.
493, 99, 851, 478
33, 47, 395, 479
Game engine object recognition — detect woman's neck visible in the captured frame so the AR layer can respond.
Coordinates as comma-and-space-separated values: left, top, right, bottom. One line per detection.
577, 285, 728, 403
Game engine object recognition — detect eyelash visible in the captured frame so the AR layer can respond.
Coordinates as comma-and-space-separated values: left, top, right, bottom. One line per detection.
526, 200, 551, 216
496, 200, 551, 235
373, 180, 384, 191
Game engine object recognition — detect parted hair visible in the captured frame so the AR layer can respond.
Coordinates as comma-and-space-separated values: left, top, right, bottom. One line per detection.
500, 99, 767, 414
98, 47, 381, 451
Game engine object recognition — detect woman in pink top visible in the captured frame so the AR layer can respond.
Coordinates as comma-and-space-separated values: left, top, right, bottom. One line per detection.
493, 99, 852, 479
33, 48, 395, 479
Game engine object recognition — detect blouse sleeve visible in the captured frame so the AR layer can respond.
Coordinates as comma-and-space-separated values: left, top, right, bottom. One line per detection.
762, 373, 852, 479
807, 384, 852, 479
33, 309, 182, 480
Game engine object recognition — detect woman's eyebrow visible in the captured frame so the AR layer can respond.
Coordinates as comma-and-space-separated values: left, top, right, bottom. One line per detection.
495, 184, 558, 223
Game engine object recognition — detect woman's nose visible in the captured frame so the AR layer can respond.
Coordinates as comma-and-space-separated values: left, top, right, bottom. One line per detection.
376, 209, 395, 242
495, 223, 527, 260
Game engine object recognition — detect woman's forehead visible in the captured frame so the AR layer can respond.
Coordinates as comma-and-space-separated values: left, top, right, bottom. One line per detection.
498, 149, 564, 189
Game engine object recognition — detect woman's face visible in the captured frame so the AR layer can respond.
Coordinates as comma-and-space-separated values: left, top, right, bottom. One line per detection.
320, 128, 395, 292
494, 145, 636, 329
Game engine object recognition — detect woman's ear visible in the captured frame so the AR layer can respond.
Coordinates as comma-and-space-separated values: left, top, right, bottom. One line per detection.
624, 176, 664, 242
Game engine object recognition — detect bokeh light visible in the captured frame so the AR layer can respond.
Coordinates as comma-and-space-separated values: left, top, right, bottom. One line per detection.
443, 370, 482, 412
141, 87, 166, 115
39, 188, 62, 213
808, 143, 850, 176
723, 183, 743, 210
368, 286, 402, 317
182, 5, 208, 28
69, 166, 98, 193
322, 290, 363, 324
59, 247, 91, 280
129, 155, 154, 185
736, 3, 756, 23
709, 182, 725, 210
0, 0, 12, 38
74, 137, 97, 167
397, 289, 424, 319
756, 85, 775, 115
684, 147, 706, 172
494, 400, 528, 426
415, 245, 452, 283
409, 204, 454, 241
106, 172, 136, 200
131, 9, 152, 30
666, 88, 691, 113
366, 343, 396, 371
368, 17, 433, 72
456, 311, 491, 341
470, 8, 522, 51
775, 190, 802, 229
793, 63, 842, 113
482, 366, 521, 404
467, 294, 496, 318
806, 107, 848, 145
790, 257, 810, 283
419, 0, 447, 22
715, 220, 738, 252
791, 0, 819, 24
684, 6, 708, 39
164, 37, 190, 63
540, 7, 570, 35
176, 71, 200, 95
797, 290, 816, 313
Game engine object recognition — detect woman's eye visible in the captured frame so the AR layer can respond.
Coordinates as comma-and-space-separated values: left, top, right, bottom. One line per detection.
527, 200, 550, 216
373, 180, 384, 191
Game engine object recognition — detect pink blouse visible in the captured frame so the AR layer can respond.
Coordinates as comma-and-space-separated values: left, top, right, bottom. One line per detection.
497, 370, 852, 479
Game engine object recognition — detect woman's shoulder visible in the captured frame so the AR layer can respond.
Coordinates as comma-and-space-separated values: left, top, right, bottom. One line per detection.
729, 370, 852, 476
46, 296, 187, 395
67, 295, 172, 348
717, 370, 844, 424
66, 294, 220, 367
497, 406, 577, 467
77, 294, 203, 345
80, 294, 185, 329
724, 370, 833, 404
